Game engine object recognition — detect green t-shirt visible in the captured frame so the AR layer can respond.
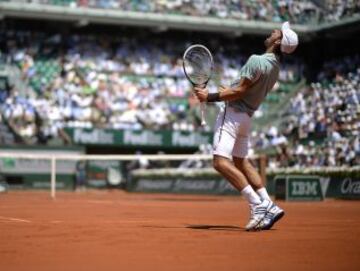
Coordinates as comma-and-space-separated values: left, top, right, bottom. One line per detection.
228, 53, 280, 116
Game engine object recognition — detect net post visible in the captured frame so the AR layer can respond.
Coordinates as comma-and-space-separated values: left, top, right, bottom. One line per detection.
51, 156, 56, 199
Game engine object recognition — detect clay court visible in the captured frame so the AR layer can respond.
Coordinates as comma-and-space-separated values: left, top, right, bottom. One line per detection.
0, 191, 359, 271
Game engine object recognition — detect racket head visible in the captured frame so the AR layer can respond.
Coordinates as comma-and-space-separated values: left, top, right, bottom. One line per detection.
183, 44, 214, 87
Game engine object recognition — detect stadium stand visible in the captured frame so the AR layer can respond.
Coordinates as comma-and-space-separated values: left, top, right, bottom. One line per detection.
2, 0, 359, 24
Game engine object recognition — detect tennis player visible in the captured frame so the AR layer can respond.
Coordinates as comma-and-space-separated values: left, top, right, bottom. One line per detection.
194, 22, 298, 231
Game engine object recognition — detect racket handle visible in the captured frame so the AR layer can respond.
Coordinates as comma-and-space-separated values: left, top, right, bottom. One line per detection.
200, 103, 206, 126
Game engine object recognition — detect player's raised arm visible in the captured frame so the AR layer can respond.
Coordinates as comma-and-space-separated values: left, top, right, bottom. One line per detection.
194, 77, 255, 102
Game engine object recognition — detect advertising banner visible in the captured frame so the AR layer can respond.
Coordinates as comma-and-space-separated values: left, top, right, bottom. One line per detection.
128, 177, 238, 195
65, 128, 213, 148
274, 175, 359, 200
129, 173, 359, 199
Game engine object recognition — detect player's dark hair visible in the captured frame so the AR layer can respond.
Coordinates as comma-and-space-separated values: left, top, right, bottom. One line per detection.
274, 31, 283, 60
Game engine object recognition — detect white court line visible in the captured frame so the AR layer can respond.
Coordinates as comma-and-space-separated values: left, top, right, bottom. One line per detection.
0, 216, 32, 223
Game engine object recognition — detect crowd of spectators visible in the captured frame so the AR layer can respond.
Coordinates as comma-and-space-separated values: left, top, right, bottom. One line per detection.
251, 55, 360, 168
2, 0, 359, 24
320, 0, 360, 22
0, 30, 299, 143
283, 56, 359, 141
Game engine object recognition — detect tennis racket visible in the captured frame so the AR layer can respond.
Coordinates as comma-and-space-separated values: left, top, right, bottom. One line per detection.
183, 44, 214, 126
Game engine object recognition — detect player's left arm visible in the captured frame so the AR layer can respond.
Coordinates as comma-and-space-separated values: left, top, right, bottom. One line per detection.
194, 77, 255, 102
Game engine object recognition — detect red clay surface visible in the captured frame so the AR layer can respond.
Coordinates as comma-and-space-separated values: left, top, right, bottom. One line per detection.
0, 190, 359, 271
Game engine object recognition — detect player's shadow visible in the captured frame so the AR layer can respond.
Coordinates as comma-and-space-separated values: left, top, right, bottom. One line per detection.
186, 224, 244, 231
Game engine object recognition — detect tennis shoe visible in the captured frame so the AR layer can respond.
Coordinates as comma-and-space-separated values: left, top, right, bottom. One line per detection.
245, 199, 272, 231
256, 203, 285, 230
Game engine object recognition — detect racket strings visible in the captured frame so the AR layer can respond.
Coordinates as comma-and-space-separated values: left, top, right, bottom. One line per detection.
183, 46, 213, 86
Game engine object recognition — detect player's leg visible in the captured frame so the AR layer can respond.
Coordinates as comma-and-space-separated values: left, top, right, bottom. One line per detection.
213, 155, 260, 204
212, 155, 271, 231
233, 157, 271, 201
232, 156, 285, 230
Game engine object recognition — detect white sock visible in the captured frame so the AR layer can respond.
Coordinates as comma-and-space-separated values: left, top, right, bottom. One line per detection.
241, 185, 262, 205
256, 187, 271, 202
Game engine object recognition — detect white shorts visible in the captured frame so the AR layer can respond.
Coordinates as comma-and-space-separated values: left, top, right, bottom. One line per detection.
213, 106, 251, 159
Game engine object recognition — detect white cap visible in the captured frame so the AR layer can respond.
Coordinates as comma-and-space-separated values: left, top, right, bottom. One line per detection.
281, 22, 298, 54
